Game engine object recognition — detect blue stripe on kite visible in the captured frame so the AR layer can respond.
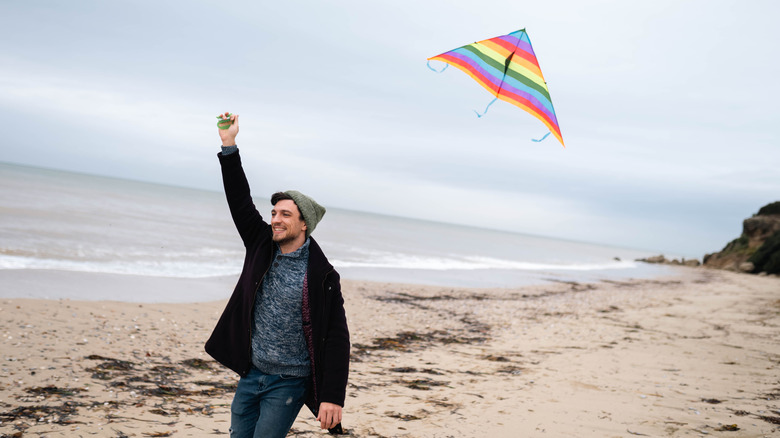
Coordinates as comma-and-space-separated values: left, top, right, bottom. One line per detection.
499, 81, 558, 124
500, 75, 556, 116
507, 30, 530, 41
451, 44, 551, 102
447, 49, 557, 118
448, 49, 506, 86
503, 31, 537, 59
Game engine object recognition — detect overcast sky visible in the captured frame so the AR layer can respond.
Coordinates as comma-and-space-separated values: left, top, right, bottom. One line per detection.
1, 0, 778, 258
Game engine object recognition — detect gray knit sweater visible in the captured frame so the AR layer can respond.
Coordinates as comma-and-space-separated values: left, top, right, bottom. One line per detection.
221, 145, 311, 377
251, 240, 311, 377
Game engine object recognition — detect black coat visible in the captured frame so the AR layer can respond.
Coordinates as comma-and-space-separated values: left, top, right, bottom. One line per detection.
204, 150, 350, 415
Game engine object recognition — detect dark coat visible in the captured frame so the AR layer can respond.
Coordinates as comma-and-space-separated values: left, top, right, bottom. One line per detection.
204, 150, 350, 415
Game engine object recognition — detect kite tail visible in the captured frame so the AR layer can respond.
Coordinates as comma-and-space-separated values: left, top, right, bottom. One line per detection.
532, 132, 552, 142
474, 97, 498, 118
426, 61, 449, 73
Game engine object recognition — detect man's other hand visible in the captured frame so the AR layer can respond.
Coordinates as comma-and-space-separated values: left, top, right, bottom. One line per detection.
218, 112, 239, 146
316, 402, 342, 430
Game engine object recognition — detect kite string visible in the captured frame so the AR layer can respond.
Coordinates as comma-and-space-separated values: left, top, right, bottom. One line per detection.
474, 98, 498, 118
426, 60, 449, 73
531, 132, 551, 142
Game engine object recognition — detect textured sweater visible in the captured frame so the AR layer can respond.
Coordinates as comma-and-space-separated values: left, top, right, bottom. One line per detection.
222, 144, 310, 377
251, 239, 311, 376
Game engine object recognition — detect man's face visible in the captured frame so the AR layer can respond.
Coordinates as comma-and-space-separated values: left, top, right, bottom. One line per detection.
270, 200, 307, 245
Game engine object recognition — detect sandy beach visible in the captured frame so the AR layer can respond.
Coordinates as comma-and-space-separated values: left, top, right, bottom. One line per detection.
1, 267, 778, 437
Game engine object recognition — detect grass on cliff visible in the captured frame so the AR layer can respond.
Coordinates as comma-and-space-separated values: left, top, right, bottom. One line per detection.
720, 235, 753, 256
749, 230, 780, 275
756, 201, 780, 216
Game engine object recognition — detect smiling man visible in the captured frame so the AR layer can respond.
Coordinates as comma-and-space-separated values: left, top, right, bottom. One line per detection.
205, 113, 350, 438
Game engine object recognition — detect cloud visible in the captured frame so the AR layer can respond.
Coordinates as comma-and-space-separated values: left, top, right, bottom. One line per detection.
1, 0, 778, 258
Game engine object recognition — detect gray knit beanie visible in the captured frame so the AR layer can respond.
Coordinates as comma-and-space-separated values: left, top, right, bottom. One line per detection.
284, 190, 326, 238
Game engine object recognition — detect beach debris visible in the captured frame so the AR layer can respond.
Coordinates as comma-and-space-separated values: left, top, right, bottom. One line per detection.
626, 428, 650, 436
482, 354, 510, 362
762, 387, 780, 400
701, 398, 722, 404
597, 305, 621, 313
0, 355, 237, 435
385, 411, 422, 421
352, 326, 490, 361
149, 408, 178, 417
389, 366, 417, 373
496, 365, 523, 375
716, 424, 740, 431
757, 414, 780, 425
84, 355, 135, 380
180, 358, 214, 371
0, 401, 83, 429
24, 385, 84, 398
397, 377, 449, 391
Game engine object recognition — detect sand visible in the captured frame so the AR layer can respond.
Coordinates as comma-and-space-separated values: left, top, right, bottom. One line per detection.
1, 267, 778, 437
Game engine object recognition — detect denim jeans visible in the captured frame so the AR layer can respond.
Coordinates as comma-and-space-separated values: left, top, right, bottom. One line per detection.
230, 367, 309, 438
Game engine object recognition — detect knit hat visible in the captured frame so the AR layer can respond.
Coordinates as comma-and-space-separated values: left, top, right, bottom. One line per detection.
284, 190, 326, 238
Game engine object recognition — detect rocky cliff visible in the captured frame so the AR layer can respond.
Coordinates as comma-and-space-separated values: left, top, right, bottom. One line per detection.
703, 201, 780, 274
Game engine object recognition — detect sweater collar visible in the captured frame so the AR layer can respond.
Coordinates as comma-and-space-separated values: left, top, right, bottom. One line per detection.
274, 237, 310, 259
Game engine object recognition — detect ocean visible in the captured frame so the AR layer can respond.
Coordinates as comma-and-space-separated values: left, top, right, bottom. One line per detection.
0, 162, 672, 300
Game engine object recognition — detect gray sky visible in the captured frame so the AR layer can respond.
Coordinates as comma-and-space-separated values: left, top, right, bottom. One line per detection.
1, 0, 778, 258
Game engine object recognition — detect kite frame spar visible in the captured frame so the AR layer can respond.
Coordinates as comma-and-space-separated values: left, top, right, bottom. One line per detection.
428, 29, 564, 147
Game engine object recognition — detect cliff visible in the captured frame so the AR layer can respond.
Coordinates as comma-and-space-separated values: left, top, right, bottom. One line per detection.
703, 201, 780, 274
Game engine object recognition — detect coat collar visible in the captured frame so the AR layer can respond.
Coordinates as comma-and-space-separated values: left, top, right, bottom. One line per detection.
306, 237, 334, 279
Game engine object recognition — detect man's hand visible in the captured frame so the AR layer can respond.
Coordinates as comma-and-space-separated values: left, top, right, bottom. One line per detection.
316, 402, 342, 430
217, 112, 239, 146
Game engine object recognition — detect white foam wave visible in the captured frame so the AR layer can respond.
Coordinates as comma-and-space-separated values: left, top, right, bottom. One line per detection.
332, 253, 637, 271
1, 250, 638, 278
0, 254, 240, 278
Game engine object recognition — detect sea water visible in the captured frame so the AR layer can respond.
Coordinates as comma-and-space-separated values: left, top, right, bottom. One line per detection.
0, 162, 672, 299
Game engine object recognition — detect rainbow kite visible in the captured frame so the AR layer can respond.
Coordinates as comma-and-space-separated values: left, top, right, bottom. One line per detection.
428, 29, 564, 147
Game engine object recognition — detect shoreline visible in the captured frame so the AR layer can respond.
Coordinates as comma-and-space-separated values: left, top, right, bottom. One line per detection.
1, 269, 779, 436
0, 263, 680, 302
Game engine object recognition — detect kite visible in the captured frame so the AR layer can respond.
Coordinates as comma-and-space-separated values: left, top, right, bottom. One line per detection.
428, 29, 564, 147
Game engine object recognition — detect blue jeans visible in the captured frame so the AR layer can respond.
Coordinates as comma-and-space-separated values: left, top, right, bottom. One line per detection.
230, 367, 309, 438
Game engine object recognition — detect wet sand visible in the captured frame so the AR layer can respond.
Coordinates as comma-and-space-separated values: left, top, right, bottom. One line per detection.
1, 268, 779, 437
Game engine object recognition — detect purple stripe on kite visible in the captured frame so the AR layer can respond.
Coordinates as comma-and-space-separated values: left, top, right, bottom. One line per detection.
481, 35, 538, 69
505, 32, 536, 53
446, 51, 506, 90
501, 74, 556, 115
497, 34, 534, 55
445, 50, 557, 122
517, 40, 534, 55
499, 81, 559, 127
510, 40, 534, 57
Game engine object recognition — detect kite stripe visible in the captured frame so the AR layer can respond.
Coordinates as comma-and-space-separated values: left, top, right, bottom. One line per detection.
434, 51, 556, 119
428, 29, 564, 147
451, 45, 551, 104
435, 54, 561, 143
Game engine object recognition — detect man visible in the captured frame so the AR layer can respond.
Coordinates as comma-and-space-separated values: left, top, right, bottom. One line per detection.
205, 113, 350, 437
